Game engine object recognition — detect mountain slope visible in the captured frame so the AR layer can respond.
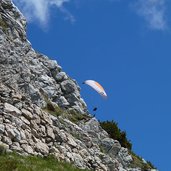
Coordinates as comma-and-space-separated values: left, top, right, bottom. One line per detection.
0, 0, 157, 171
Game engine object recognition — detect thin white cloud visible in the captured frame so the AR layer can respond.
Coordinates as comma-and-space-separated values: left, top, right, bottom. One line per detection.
133, 0, 167, 30
13, 0, 73, 26
13, 0, 168, 31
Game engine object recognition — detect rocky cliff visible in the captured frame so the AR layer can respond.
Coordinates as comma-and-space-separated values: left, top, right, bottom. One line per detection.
0, 1, 157, 171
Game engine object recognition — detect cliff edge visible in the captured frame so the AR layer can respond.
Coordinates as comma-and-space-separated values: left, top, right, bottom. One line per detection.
0, 1, 157, 171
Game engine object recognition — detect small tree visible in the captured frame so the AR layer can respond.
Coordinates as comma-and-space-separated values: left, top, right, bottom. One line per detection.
100, 120, 132, 150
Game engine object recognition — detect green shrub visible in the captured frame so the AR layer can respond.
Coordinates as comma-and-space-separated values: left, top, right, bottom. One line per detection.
100, 120, 132, 150
100, 120, 156, 170
146, 160, 156, 170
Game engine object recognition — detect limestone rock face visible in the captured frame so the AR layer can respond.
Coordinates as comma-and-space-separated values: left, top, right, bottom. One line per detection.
0, 1, 157, 171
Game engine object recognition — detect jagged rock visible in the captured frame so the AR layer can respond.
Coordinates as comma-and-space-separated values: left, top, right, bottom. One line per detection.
30, 120, 39, 130
56, 96, 70, 107
35, 141, 49, 155
81, 117, 108, 138
58, 145, 67, 154
28, 84, 41, 104
86, 118, 100, 131
54, 128, 67, 143
21, 144, 34, 154
13, 128, 21, 142
24, 129, 32, 140
55, 72, 68, 82
39, 125, 46, 137
11, 92, 22, 101
98, 164, 108, 171
50, 115, 62, 128
79, 148, 89, 158
21, 108, 33, 120
4, 102, 21, 116
49, 146, 60, 154
46, 125, 55, 139
72, 153, 84, 168
5, 125, 16, 139
61, 80, 78, 94
32, 129, 40, 138
11, 142, 23, 152
101, 138, 121, 157
66, 151, 74, 161
67, 134, 77, 148
118, 147, 132, 167
0, 124, 5, 133
20, 116, 30, 125
41, 112, 52, 125
65, 93, 79, 105
20, 130, 26, 140
10, 116, 23, 127
2, 136, 12, 145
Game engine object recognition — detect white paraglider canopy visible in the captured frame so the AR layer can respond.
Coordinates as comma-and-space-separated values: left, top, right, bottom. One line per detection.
83, 80, 107, 98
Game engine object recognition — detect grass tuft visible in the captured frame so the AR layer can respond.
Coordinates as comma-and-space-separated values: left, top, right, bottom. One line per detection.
43, 99, 91, 123
0, 152, 89, 171
130, 151, 156, 171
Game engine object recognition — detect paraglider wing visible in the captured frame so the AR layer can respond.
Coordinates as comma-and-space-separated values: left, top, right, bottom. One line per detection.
84, 80, 107, 98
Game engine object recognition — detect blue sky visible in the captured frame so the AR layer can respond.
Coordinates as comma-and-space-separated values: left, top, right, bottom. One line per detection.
13, 0, 171, 170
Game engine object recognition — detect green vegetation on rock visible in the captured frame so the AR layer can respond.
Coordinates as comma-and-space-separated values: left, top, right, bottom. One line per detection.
100, 120, 132, 150
43, 99, 91, 123
43, 99, 64, 117
100, 120, 156, 170
130, 151, 156, 171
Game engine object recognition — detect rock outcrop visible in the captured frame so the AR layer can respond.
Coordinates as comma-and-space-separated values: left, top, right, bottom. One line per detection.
0, 0, 157, 171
